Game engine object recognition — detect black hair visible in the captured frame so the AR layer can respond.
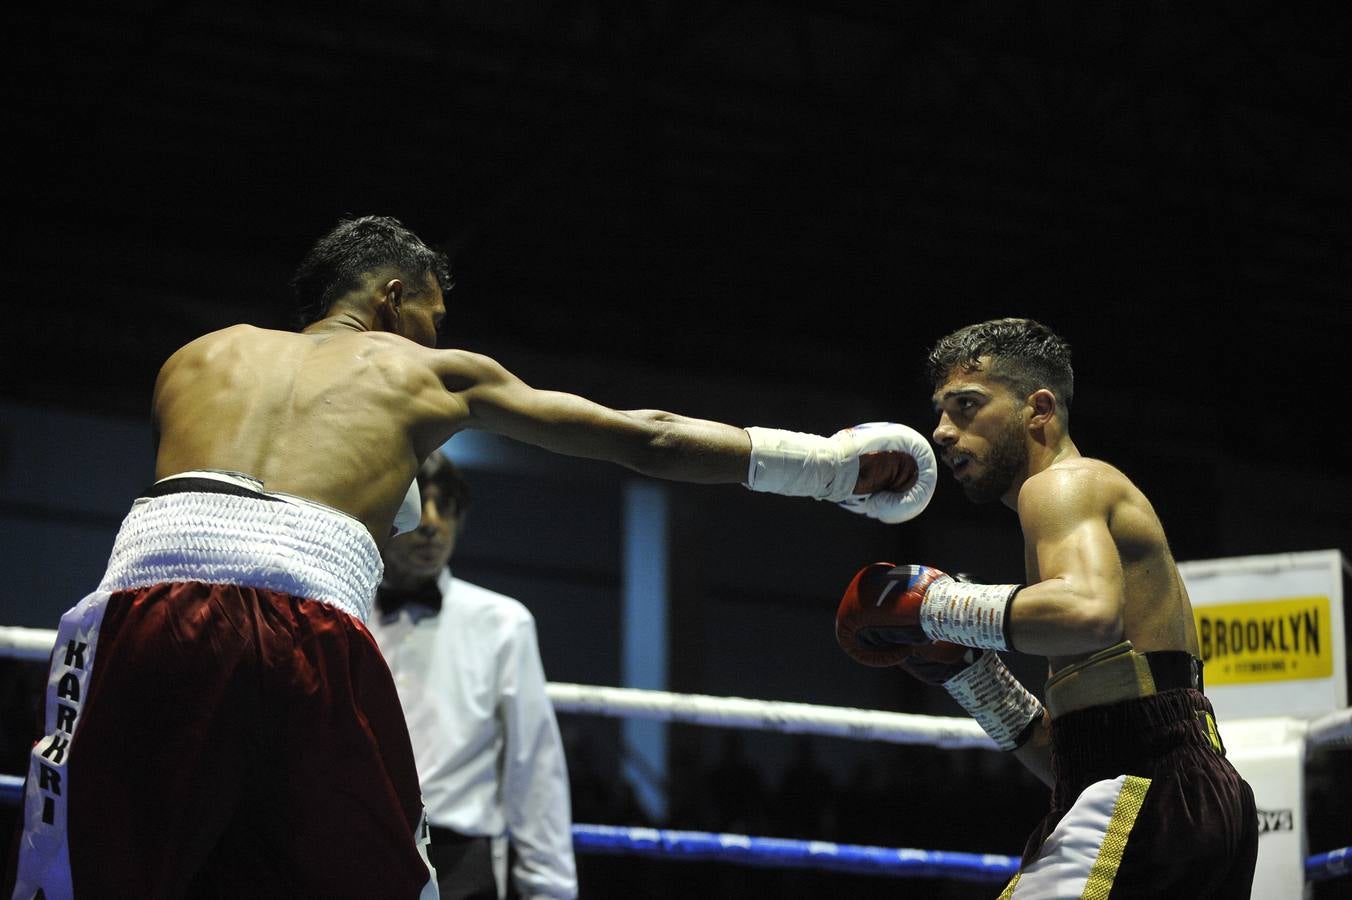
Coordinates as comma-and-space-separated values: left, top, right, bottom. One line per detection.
418, 451, 471, 518
290, 215, 453, 328
926, 317, 1074, 416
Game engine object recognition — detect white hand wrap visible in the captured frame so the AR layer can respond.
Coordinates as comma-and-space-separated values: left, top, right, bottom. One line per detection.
943, 650, 1044, 751
744, 422, 937, 523
744, 427, 861, 502
920, 579, 1021, 651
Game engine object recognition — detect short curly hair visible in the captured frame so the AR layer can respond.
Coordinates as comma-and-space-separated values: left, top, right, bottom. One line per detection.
290, 215, 453, 328
926, 318, 1073, 417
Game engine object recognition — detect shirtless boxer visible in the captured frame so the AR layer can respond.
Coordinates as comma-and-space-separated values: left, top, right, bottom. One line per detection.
8, 215, 937, 900
834, 318, 1258, 898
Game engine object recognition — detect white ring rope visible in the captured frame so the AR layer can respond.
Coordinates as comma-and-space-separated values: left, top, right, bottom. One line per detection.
546, 682, 995, 749
1307, 707, 1352, 751
5, 625, 1351, 752
1, 625, 993, 748
0, 626, 55, 662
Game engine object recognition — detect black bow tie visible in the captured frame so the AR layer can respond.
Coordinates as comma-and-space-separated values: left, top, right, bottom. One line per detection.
377, 580, 444, 616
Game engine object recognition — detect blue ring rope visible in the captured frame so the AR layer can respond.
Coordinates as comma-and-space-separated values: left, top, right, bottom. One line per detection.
0, 775, 1347, 882
1307, 846, 1352, 882
572, 824, 1017, 883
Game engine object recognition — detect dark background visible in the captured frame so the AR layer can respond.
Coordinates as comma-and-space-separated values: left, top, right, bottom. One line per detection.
3, 1, 1351, 897
5, 0, 1351, 445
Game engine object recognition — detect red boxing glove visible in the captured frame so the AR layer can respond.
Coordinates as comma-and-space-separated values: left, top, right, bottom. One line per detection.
896, 642, 976, 685
835, 562, 953, 667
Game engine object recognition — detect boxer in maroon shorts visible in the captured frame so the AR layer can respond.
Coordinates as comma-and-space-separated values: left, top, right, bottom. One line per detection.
15, 477, 434, 898
8, 215, 933, 898
835, 318, 1258, 898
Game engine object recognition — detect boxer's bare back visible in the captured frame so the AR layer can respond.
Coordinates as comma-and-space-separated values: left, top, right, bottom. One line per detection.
151, 272, 754, 546
152, 274, 456, 543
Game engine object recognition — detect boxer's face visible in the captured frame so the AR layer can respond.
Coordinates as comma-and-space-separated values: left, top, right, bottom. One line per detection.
383, 486, 459, 585
931, 361, 1029, 505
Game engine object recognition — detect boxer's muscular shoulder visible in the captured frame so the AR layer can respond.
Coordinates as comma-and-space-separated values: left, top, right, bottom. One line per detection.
1017, 459, 1125, 526
159, 323, 257, 371
1020, 459, 1164, 558
154, 325, 282, 403
423, 347, 510, 392
346, 338, 478, 422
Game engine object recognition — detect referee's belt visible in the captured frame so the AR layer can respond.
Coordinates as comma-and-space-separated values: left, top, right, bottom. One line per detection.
1045, 640, 1203, 719
428, 825, 488, 846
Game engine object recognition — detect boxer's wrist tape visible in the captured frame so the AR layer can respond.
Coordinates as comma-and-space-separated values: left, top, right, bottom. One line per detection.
743, 427, 857, 502
920, 580, 1021, 651
943, 650, 1044, 751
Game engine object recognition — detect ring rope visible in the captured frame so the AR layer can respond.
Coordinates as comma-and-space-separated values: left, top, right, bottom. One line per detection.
1307, 847, 1352, 883
0, 626, 56, 662
571, 824, 1017, 882
2, 626, 1349, 882
546, 681, 995, 749
0, 774, 1347, 883
9, 625, 1350, 751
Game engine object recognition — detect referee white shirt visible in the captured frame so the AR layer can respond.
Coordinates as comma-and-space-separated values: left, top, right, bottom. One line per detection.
370, 568, 578, 900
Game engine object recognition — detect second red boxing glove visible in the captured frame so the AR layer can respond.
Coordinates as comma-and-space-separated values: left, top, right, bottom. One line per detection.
835, 562, 953, 666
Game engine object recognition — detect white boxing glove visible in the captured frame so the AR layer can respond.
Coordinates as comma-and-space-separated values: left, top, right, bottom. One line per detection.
744, 421, 937, 523
834, 422, 938, 523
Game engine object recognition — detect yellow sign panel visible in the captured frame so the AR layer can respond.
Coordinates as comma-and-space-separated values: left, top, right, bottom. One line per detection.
1195, 596, 1332, 685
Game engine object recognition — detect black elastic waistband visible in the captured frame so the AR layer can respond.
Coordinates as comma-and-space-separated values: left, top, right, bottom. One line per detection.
141, 477, 282, 502
1143, 649, 1204, 693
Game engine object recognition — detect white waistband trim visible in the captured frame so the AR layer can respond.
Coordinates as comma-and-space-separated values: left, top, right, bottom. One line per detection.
154, 470, 371, 530
99, 490, 382, 622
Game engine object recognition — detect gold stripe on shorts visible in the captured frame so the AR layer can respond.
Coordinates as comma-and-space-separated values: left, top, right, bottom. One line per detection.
1081, 775, 1151, 899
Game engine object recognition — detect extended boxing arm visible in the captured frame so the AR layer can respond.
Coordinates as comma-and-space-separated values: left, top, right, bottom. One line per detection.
447, 351, 756, 481
442, 349, 935, 520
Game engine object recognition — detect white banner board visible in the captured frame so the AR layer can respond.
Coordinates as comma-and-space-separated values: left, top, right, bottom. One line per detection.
1179, 549, 1347, 722
1222, 718, 1311, 899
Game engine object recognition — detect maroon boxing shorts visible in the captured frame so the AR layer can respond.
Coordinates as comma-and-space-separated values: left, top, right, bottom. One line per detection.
1000, 688, 1257, 899
9, 474, 438, 899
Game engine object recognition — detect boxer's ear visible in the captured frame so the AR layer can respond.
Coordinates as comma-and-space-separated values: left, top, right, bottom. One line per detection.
1027, 389, 1057, 429
376, 278, 403, 331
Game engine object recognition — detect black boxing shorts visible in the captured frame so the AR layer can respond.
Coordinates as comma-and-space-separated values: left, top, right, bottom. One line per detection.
9, 474, 438, 899
999, 688, 1258, 899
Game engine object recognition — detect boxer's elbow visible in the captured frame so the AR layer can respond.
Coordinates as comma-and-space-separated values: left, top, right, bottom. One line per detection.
1017, 579, 1124, 652
1075, 604, 1125, 649
1062, 590, 1125, 650
627, 418, 690, 474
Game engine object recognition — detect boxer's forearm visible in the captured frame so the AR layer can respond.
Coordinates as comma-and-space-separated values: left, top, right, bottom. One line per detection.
614, 408, 752, 483
467, 383, 750, 483
448, 350, 748, 482
1011, 710, 1054, 787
